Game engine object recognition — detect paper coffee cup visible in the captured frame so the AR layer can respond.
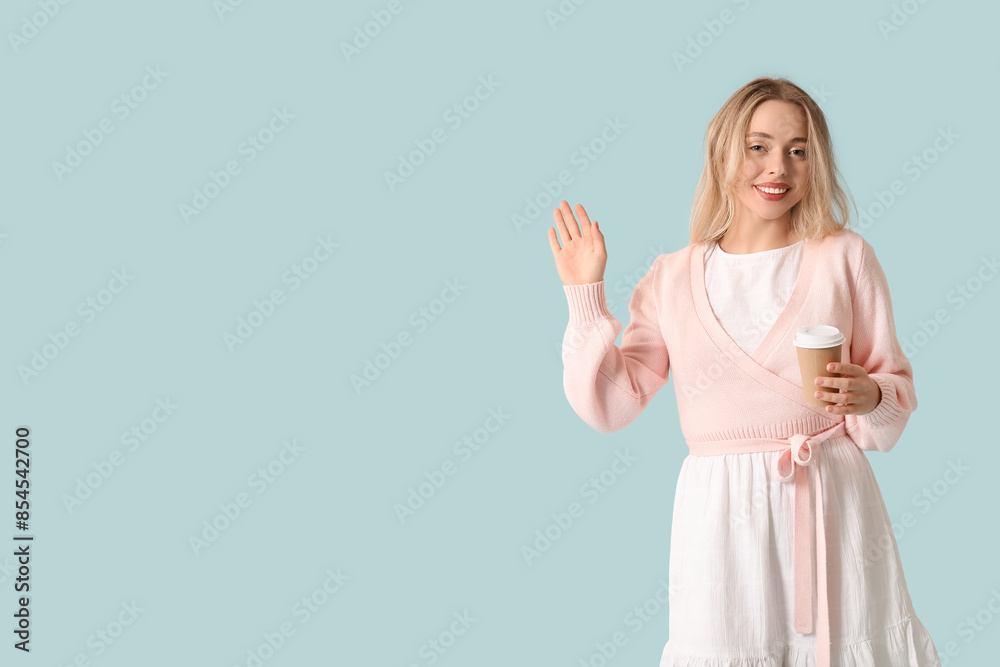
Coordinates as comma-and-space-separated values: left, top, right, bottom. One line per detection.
793, 325, 846, 407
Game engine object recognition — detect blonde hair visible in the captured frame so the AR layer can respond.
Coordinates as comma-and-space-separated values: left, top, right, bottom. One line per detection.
689, 76, 856, 246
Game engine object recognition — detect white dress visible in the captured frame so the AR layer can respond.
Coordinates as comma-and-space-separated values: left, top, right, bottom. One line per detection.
658, 239, 941, 666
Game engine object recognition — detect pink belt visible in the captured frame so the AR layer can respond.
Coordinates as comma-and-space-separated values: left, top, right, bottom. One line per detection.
687, 419, 847, 667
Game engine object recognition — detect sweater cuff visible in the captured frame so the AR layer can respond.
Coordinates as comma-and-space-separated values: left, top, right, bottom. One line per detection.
563, 280, 613, 325
857, 373, 904, 429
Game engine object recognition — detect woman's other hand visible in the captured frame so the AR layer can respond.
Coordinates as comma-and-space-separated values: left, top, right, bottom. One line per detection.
815, 362, 883, 415
548, 200, 607, 286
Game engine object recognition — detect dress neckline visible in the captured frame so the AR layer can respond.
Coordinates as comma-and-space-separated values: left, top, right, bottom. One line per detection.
689, 236, 834, 418
711, 238, 805, 258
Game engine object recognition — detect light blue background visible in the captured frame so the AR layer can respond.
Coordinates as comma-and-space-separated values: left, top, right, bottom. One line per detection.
2, 0, 997, 664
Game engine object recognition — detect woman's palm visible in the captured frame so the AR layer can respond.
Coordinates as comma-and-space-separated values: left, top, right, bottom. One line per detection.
547, 200, 607, 286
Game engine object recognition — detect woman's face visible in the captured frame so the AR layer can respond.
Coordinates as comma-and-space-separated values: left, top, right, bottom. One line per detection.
731, 100, 809, 226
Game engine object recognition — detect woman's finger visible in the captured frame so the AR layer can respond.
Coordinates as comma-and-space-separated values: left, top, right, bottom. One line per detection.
547, 226, 563, 256
559, 200, 584, 240
592, 220, 606, 255
819, 389, 853, 404
575, 203, 593, 237
553, 203, 573, 245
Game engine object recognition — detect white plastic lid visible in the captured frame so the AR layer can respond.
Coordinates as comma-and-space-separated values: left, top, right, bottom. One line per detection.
793, 325, 845, 349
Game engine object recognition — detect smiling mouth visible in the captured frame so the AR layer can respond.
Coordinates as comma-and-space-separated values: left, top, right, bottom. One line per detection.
754, 185, 790, 194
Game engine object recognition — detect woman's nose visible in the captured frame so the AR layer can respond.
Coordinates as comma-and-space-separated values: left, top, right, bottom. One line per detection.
766, 153, 789, 174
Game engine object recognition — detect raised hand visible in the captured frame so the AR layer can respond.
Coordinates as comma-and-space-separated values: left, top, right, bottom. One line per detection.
547, 200, 608, 286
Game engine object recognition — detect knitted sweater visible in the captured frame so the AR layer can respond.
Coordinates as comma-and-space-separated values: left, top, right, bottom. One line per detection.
561, 228, 915, 453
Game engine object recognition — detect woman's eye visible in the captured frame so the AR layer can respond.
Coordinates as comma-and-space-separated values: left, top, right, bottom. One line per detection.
749, 144, 806, 156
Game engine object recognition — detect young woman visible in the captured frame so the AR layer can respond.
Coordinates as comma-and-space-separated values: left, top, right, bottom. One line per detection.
548, 77, 941, 667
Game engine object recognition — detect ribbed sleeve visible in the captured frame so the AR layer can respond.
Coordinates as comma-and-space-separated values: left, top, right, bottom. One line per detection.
563, 280, 613, 324
560, 258, 670, 434
843, 239, 916, 453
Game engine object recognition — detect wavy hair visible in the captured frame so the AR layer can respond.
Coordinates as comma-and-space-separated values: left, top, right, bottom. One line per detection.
689, 76, 856, 246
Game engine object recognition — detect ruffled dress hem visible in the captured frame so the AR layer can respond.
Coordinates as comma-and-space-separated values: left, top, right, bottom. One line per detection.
659, 615, 941, 667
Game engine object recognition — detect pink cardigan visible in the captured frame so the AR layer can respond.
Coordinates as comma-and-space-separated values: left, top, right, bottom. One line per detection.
561, 227, 914, 448
560, 227, 916, 667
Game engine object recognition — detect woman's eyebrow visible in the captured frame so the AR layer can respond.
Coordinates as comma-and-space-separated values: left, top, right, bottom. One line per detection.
746, 131, 808, 143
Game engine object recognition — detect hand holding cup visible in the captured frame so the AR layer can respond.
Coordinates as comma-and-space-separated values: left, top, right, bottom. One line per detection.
814, 362, 882, 415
